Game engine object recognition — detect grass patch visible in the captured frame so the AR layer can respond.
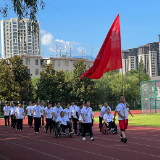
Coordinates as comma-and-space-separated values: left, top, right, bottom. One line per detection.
94, 113, 160, 128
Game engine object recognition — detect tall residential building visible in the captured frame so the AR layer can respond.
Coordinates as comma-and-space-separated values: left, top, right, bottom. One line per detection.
122, 39, 160, 77
1, 18, 41, 58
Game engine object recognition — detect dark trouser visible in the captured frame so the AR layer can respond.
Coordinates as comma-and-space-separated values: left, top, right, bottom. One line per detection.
108, 121, 115, 129
60, 123, 72, 133
83, 123, 93, 138
17, 119, 23, 130
11, 115, 15, 128
4, 116, 10, 127
79, 122, 83, 133
92, 119, 94, 126
46, 118, 52, 133
99, 116, 103, 132
28, 116, 32, 126
72, 118, 78, 134
34, 117, 41, 132
28, 116, 33, 126
41, 115, 44, 126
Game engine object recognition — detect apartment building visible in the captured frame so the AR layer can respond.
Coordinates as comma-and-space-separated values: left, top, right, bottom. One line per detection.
1, 18, 41, 58
122, 39, 160, 77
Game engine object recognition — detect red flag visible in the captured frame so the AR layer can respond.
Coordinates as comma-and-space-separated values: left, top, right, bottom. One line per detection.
80, 13, 122, 79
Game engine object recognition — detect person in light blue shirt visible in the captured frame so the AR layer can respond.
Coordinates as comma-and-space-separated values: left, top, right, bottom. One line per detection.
56, 111, 73, 134
32, 101, 43, 133
10, 102, 16, 129
3, 102, 10, 127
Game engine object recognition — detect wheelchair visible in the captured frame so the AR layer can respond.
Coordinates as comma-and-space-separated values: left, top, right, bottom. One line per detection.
54, 122, 73, 138
101, 121, 118, 135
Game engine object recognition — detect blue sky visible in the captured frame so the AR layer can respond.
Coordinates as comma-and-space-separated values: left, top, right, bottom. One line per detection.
0, 0, 160, 58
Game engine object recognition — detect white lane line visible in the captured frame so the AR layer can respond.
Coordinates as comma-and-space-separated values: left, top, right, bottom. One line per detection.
69, 137, 160, 158
0, 138, 64, 160
0, 132, 119, 160
0, 155, 10, 160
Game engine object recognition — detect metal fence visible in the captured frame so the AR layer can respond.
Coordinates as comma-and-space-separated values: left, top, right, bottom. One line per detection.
141, 80, 160, 114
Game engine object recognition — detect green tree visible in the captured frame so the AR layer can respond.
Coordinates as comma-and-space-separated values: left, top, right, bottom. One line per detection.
70, 59, 98, 105
0, 59, 21, 101
138, 58, 150, 82
8, 56, 33, 101
36, 63, 57, 103
0, 0, 45, 31
31, 76, 40, 100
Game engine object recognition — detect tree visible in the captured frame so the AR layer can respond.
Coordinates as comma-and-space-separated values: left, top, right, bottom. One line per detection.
36, 63, 57, 103
70, 59, 98, 105
0, 59, 21, 101
8, 56, 33, 101
138, 58, 150, 82
31, 76, 40, 100
0, 0, 45, 31
0, 56, 33, 101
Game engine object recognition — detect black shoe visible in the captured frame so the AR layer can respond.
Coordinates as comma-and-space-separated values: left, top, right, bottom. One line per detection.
121, 138, 124, 142
45, 130, 47, 133
124, 138, 127, 143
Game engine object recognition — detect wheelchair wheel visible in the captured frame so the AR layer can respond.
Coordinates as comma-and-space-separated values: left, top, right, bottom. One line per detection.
101, 123, 106, 135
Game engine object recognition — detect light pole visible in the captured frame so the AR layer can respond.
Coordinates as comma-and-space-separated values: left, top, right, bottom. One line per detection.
60, 45, 61, 57
65, 44, 67, 56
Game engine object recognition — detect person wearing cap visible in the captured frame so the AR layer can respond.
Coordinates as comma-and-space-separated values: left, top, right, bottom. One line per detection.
10, 102, 16, 129
25, 102, 33, 128
99, 102, 111, 133
15, 103, 25, 131
3, 102, 10, 127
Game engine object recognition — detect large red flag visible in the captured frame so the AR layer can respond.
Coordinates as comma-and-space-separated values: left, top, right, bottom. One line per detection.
80, 13, 122, 79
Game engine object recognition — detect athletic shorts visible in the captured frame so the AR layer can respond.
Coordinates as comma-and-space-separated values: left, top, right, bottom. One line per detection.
119, 119, 128, 130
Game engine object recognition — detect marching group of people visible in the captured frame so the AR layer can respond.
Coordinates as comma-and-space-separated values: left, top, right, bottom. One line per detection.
3, 96, 132, 143
3, 100, 95, 141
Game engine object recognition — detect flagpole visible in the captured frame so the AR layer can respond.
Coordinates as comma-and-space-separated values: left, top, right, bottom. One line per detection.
119, 12, 124, 97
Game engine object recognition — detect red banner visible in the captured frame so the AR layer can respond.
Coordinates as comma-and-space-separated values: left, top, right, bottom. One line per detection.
80, 14, 122, 79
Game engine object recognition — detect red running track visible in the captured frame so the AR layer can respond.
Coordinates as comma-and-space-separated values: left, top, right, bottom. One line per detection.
0, 117, 160, 160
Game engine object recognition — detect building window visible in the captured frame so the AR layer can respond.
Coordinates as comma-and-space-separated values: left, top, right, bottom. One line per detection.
65, 61, 68, 66
28, 47, 32, 49
27, 69, 30, 74
26, 58, 30, 65
58, 61, 60, 66
13, 32, 17, 35
35, 69, 39, 75
35, 59, 38, 65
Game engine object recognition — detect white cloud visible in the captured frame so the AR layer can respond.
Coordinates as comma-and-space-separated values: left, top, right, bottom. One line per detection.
41, 30, 86, 57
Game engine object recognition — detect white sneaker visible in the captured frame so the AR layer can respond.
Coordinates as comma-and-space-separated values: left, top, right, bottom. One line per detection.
82, 137, 86, 140
90, 137, 95, 141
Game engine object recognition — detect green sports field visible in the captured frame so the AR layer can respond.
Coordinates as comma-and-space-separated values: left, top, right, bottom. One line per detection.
94, 113, 160, 127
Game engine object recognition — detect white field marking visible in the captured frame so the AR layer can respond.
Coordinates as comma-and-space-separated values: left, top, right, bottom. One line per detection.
0, 138, 64, 160
0, 132, 119, 160
92, 135, 160, 149
69, 137, 160, 158
0, 155, 10, 160
2, 131, 160, 159
93, 130, 160, 138
2, 130, 160, 152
